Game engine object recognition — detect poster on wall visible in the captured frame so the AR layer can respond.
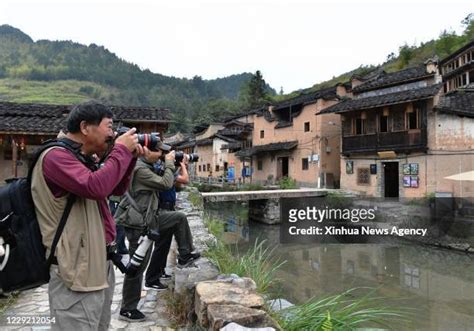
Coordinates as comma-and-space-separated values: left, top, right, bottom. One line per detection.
403, 164, 411, 175
346, 161, 354, 174
403, 176, 411, 187
410, 176, 419, 188
403, 163, 419, 175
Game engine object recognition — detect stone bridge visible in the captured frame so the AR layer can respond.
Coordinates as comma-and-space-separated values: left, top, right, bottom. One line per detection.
201, 188, 328, 202
202, 189, 328, 224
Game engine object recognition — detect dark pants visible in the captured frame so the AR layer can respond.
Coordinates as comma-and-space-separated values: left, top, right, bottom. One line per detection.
121, 210, 194, 311
121, 228, 152, 311
116, 225, 128, 253
145, 227, 173, 284
109, 200, 127, 253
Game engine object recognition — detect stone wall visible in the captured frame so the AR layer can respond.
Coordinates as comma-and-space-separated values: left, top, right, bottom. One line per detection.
172, 188, 280, 329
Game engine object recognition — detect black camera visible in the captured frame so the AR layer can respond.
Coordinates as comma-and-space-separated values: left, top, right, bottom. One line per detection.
116, 126, 160, 150
174, 151, 199, 166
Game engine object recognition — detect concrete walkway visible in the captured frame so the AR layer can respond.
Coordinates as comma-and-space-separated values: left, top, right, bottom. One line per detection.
1, 254, 175, 330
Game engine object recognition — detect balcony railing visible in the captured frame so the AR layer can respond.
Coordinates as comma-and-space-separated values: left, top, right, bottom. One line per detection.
342, 129, 427, 154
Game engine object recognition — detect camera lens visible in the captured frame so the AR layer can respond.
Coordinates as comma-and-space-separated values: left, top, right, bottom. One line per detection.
137, 133, 159, 150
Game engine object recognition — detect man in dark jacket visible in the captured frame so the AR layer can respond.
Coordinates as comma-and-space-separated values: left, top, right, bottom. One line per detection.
115, 142, 199, 322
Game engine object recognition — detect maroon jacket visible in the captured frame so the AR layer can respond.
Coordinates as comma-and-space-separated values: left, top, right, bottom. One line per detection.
42, 144, 136, 244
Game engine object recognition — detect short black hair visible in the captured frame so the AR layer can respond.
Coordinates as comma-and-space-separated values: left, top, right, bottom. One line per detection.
66, 101, 113, 133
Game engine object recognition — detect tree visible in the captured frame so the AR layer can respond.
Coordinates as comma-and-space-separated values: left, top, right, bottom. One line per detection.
239, 70, 269, 109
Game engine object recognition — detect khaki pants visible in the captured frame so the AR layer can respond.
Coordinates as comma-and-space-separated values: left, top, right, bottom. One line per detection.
49, 261, 115, 331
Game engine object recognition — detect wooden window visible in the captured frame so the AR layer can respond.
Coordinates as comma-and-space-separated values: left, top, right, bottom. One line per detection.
406, 109, 419, 130
198, 165, 201, 172
357, 168, 370, 185
215, 165, 220, 172
260, 130, 264, 139
379, 114, 389, 133
354, 118, 366, 135
257, 160, 263, 171
302, 158, 309, 170
304, 122, 310, 132
207, 164, 211, 172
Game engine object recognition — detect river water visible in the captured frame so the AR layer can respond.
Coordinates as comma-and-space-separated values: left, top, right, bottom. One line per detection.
204, 201, 474, 331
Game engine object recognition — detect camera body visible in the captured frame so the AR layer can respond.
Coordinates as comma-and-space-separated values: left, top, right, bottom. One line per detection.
116, 126, 161, 151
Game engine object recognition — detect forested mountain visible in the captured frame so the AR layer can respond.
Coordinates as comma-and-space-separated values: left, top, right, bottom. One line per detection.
0, 25, 275, 132
0, 14, 473, 133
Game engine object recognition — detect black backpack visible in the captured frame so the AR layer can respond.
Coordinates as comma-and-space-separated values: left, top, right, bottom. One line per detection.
0, 139, 84, 293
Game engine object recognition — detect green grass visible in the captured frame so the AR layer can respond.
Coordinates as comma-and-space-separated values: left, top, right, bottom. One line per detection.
0, 78, 117, 104
188, 190, 204, 209
280, 288, 413, 331
204, 236, 286, 295
204, 217, 224, 238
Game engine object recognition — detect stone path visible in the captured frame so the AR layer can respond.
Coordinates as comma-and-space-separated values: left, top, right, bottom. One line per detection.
2, 254, 175, 330
0, 190, 209, 330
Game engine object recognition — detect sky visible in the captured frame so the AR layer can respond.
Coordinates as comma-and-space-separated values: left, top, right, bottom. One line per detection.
0, 0, 473, 93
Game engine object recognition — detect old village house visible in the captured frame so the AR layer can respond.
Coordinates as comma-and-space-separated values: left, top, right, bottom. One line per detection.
320, 39, 474, 198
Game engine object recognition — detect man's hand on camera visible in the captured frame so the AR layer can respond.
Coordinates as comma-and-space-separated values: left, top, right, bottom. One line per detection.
134, 145, 147, 158
179, 161, 186, 169
115, 127, 139, 153
165, 150, 175, 161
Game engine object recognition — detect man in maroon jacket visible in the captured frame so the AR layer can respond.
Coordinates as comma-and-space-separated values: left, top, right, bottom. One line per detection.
32, 102, 145, 330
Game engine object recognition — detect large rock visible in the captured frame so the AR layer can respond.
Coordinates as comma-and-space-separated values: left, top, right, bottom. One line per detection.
207, 304, 273, 331
174, 258, 220, 295
195, 277, 265, 328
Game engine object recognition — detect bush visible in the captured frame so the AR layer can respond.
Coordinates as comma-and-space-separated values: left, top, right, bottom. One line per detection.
278, 176, 297, 189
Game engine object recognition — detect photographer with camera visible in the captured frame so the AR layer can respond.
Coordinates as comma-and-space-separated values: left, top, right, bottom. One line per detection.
115, 141, 199, 322
30, 102, 145, 330
144, 152, 190, 286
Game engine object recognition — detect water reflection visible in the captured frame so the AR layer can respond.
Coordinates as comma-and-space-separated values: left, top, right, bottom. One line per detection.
205, 201, 474, 331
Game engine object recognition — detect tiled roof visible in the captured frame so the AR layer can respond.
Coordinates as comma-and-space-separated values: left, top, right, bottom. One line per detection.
0, 115, 67, 134
214, 134, 239, 143
110, 105, 169, 122
272, 87, 338, 111
435, 90, 474, 118
352, 66, 433, 93
235, 141, 298, 157
0, 102, 170, 134
217, 127, 252, 138
175, 139, 196, 149
195, 138, 213, 146
319, 84, 442, 115
221, 142, 242, 150
0, 102, 70, 134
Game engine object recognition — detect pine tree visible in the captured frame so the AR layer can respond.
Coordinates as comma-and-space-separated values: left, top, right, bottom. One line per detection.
239, 70, 269, 109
